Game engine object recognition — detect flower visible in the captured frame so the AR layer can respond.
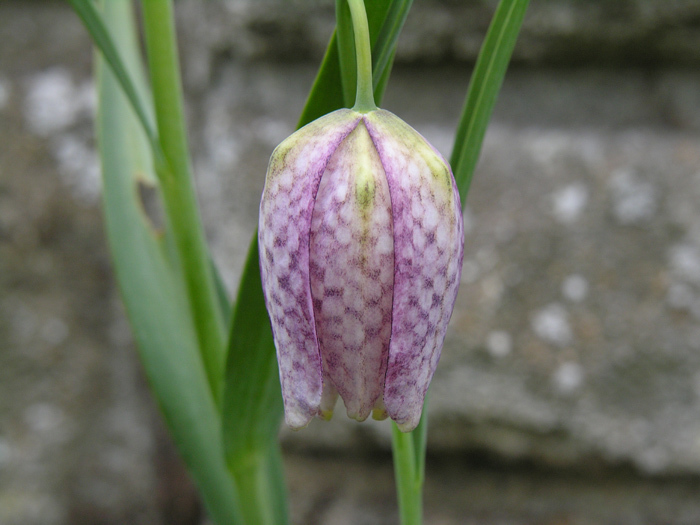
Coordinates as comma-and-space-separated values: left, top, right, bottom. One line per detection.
259, 108, 463, 432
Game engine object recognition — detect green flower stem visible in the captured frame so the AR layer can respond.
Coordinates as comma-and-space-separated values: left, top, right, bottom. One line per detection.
392, 422, 423, 525
347, 0, 377, 113
140, 0, 226, 404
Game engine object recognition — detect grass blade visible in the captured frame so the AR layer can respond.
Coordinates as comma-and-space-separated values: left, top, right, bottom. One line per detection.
67, 0, 158, 154
223, 238, 283, 455
296, 29, 346, 127
451, 0, 530, 204
94, 1, 240, 522
373, 0, 413, 90
141, 0, 227, 405
335, 0, 357, 108
222, 238, 287, 524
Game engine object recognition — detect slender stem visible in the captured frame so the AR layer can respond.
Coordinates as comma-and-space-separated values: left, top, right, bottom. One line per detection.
392, 423, 423, 525
140, 0, 226, 405
346, 0, 377, 112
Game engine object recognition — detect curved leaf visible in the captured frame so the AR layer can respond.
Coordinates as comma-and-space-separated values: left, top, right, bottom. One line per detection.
451, 0, 531, 204
94, 1, 240, 522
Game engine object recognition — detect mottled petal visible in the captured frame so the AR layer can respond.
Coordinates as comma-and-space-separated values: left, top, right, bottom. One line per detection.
365, 110, 464, 432
309, 121, 394, 421
259, 109, 361, 429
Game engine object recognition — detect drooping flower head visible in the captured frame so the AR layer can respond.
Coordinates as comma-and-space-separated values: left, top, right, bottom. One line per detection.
259, 108, 463, 432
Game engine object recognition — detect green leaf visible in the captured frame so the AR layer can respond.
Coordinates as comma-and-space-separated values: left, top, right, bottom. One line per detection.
72, 0, 234, 325
451, 0, 531, 205
212, 256, 232, 323
372, 0, 413, 91
335, 0, 357, 108
228, 440, 289, 525
296, 30, 346, 127
140, 0, 228, 405
223, 237, 283, 456
373, 46, 395, 103
94, 1, 240, 523
67, 0, 158, 156
222, 238, 287, 524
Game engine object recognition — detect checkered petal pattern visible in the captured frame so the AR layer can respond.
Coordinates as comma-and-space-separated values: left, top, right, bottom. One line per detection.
310, 121, 395, 422
259, 108, 463, 432
259, 109, 361, 429
365, 110, 464, 432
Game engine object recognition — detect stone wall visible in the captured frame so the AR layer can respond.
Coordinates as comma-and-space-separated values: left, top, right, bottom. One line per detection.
176, 0, 700, 74
3, 1, 700, 524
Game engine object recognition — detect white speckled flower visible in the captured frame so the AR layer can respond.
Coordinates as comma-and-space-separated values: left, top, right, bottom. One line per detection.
258, 107, 464, 432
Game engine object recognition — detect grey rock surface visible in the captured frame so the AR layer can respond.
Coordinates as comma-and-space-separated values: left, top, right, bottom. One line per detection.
5, 1, 700, 524
174, 0, 700, 77
285, 452, 700, 525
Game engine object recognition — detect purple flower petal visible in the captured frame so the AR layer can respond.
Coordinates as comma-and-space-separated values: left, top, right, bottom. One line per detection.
259, 109, 361, 429
365, 110, 464, 432
309, 120, 394, 421
260, 107, 464, 432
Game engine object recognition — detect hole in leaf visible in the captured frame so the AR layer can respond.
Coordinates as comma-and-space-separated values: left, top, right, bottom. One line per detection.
136, 178, 165, 234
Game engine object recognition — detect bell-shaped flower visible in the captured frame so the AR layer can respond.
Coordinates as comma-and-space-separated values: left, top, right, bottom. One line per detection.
259, 108, 463, 432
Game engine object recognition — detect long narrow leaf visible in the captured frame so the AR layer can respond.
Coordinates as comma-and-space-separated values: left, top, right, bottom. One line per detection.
373, 0, 413, 89
222, 240, 288, 524
297, 30, 346, 127
94, 1, 240, 523
222, 238, 284, 457
68, 0, 158, 155
72, 0, 233, 372
335, 0, 357, 108
141, 0, 227, 404
373, 46, 395, 103
451, 0, 530, 204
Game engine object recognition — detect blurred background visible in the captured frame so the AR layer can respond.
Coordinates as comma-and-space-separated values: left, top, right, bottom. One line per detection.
3, 0, 700, 523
